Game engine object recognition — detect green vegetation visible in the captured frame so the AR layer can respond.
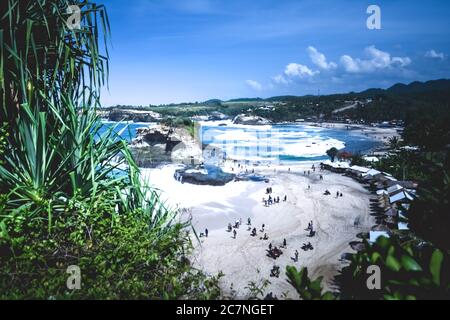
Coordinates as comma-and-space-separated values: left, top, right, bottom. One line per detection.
0, 123, 7, 166
286, 266, 336, 300
0, 0, 219, 299
338, 236, 449, 300
161, 117, 196, 138
408, 162, 450, 252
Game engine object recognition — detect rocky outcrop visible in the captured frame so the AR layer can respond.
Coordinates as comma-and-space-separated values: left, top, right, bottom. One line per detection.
132, 126, 175, 151
174, 165, 235, 186
130, 125, 203, 167
232, 114, 272, 125
103, 109, 162, 122
209, 111, 229, 121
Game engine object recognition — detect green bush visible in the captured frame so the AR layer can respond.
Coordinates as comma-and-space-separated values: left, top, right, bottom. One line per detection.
408, 163, 450, 251
338, 236, 450, 300
0, 193, 220, 299
286, 266, 336, 300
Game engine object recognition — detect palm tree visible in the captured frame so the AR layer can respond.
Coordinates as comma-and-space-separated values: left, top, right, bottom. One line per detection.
326, 147, 339, 162
388, 136, 400, 150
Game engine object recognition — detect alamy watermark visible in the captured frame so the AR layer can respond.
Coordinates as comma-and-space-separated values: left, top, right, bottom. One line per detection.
367, 5, 381, 30
66, 265, 81, 290
366, 265, 381, 290
66, 5, 81, 30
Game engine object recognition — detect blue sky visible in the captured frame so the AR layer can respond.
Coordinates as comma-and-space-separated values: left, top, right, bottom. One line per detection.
100, 0, 450, 106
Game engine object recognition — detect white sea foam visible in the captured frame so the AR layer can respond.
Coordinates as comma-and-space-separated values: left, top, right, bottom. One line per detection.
201, 122, 346, 160
280, 137, 346, 157
214, 130, 259, 141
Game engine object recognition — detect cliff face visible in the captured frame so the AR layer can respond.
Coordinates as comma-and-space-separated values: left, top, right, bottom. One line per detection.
130, 125, 203, 167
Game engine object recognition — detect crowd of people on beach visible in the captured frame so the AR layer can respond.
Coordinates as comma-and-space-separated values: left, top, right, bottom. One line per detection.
199, 162, 330, 280
262, 186, 288, 207
202, 209, 319, 278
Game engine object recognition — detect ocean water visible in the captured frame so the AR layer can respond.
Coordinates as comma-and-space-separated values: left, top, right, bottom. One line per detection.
99, 121, 381, 164
97, 121, 157, 141
200, 121, 381, 163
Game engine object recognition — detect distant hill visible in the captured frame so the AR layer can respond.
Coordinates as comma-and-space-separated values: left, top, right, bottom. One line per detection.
203, 99, 223, 106
226, 97, 264, 102
204, 79, 450, 104
360, 79, 450, 96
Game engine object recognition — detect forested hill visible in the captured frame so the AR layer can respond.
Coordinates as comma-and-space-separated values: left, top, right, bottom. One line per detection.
232, 79, 450, 104
105, 79, 450, 125
235, 79, 450, 123
361, 79, 450, 96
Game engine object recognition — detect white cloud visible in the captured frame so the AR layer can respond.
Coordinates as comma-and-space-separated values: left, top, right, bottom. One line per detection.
285, 63, 319, 78
272, 74, 289, 85
425, 49, 445, 60
246, 79, 263, 91
340, 46, 411, 73
307, 46, 337, 70
340, 55, 360, 73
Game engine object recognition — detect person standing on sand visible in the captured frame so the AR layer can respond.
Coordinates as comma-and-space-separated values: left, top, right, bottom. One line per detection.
283, 239, 287, 247
233, 229, 237, 239
248, 217, 251, 225
284, 195, 287, 202
205, 228, 208, 238
294, 250, 299, 262
269, 243, 272, 250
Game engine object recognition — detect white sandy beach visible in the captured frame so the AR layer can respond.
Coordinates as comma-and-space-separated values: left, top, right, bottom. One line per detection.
142, 162, 374, 299
304, 122, 401, 144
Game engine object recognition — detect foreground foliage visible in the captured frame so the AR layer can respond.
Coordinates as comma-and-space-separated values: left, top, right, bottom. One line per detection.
286, 266, 336, 300
0, 0, 219, 299
338, 236, 450, 300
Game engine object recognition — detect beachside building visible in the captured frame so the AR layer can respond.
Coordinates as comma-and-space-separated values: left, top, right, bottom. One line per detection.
389, 190, 414, 205
321, 160, 349, 172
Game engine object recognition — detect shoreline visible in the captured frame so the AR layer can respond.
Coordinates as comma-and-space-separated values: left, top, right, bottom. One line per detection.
137, 121, 400, 299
